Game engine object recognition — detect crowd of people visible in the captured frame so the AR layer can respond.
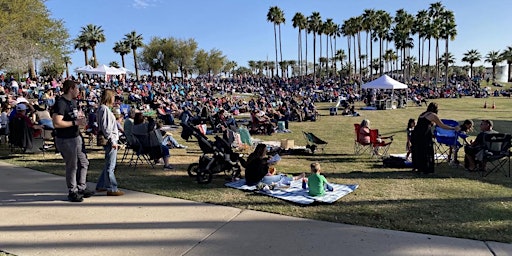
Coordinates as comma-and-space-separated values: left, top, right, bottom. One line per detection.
0, 72, 507, 201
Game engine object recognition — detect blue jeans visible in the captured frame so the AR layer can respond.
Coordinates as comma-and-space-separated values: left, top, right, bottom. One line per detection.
162, 135, 179, 147
261, 174, 291, 185
96, 144, 119, 192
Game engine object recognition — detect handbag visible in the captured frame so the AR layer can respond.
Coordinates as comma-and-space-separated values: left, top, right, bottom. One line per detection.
97, 131, 108, 146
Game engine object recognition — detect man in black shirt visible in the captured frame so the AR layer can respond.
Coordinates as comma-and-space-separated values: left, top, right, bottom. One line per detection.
52, 80, 93, 202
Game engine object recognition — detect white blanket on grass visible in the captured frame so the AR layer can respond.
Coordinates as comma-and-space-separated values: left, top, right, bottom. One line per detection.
225, 179, 358, 205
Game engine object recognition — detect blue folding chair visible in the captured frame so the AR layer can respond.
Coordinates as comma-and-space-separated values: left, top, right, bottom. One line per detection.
434, 119, 461, 165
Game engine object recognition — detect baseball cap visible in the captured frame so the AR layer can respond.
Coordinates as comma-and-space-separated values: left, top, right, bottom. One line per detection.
16, 103, 27, 111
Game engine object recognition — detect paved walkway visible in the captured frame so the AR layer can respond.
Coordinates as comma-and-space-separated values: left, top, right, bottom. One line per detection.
0, 161, 511, 256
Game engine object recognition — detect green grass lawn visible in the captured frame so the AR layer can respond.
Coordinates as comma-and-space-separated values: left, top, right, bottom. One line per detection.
1, 96, 512, 243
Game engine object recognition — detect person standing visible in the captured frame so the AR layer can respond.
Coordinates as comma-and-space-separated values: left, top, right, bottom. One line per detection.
411, 102, 459, 174
52, 80, 93, 202
95, 89, 124, 196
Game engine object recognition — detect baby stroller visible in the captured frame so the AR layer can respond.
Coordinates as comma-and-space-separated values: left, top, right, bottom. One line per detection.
181, 122, 242, 184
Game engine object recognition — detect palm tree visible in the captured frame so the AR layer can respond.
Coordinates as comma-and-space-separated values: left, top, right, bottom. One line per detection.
341, 20, 353, 80
62, 56, 71, 78
500, 46, 512, 82
428, 2, 445, 86
440, 10, 456, 86
412, 10, 429, 81
267, 6, 285, 77
123, 31, 144, 81
113, 41, 131, 68
79, 24, 106, 68
73, 36, 90, 66
248, 60, 256, 75
485, 50, 502, 82
109, 61, 120, 68
362, 9, 376, 76
374, 10, 392, 76
308, 12, 322, 83
461, 49, 481, 78
292, 12, 307, 78
323, 18, 336, 77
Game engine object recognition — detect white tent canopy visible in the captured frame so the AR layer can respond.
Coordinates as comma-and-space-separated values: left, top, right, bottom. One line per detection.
362, 75, 408, 90
76, 64, 125, 75
86, 64, 125, 75
74, 65, 94, 73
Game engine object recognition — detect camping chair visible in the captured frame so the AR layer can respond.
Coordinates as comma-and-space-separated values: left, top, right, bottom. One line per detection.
130, 134, 156, 169
354, 123, 371, 155
303, 131, 328, 154
434, 119, 460, 165
369, 129, 393, 157
8, 116, 45, 155
479, 133, 511, 177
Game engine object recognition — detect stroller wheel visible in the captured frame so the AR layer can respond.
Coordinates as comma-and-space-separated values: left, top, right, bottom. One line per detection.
187, 163, 199, 177
196, 168, 213, 184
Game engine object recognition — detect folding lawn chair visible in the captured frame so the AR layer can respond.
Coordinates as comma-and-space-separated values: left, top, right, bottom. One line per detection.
354, 123, 371, 155
479, 133, 511, 177
369, 129, 393, 157
434, 119, 460, 165
303, 131, 328, 154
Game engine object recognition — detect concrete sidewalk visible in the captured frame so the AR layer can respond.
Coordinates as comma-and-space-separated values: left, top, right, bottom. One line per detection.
0, 161, 511, 256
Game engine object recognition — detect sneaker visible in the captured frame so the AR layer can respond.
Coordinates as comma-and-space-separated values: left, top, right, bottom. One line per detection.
164, 164, 174, 170
107, 190, 125, 196
177, 144, 188, 149
68, 192, 84, 202
78, 188, 95, 198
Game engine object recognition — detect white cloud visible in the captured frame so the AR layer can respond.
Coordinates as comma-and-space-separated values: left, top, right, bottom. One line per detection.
132, 0, 158, 9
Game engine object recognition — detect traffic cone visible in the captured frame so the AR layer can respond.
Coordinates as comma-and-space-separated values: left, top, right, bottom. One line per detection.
483, 101, 487, 108
492, 101, 496, 109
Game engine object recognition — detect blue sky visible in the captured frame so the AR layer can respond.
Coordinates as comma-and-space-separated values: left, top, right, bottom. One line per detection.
46, 0, 512, 74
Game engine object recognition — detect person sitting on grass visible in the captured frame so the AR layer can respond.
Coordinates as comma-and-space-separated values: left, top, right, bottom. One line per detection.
242, 143, 304, 186
307, 162, 333, 196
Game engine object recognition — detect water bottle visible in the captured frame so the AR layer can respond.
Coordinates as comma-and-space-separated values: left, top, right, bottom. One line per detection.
302, 178, 307, 189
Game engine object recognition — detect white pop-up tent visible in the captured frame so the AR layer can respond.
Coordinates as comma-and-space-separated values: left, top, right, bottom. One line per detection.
362, 74, 408, 90
362, 75, 409, 109
86, 64, 125, 75
74, 65, 94, 74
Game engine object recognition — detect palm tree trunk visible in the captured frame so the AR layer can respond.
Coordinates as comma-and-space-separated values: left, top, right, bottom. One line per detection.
273, 25, 278, 77
427, 38, 431, 88
418, 35, 422, 81
298, 30, 301, 79
92, 47, 98, 68
83, 50, 88, 66
305, 31, 308, 77
121, 55, 126, 68
279, 24, 283, 76
133, 49, 139, 81
444, 38, 449, 87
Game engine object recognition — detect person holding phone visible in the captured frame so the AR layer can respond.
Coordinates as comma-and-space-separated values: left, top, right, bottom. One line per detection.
52, 80, 93, 202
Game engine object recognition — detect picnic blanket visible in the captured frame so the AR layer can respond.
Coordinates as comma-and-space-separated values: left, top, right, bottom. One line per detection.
225, 179, 358, 205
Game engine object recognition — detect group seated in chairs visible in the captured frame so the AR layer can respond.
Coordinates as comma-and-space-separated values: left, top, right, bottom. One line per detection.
354, 119, 393, 157
8, 103, 47, 153
464, 120, 511, 177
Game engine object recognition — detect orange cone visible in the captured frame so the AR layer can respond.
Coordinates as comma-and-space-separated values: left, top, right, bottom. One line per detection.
492, 101, 496, 109
483, 101, 487, 108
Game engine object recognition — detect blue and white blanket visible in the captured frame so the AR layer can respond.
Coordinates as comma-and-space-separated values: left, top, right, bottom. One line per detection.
225, 179, 358, 205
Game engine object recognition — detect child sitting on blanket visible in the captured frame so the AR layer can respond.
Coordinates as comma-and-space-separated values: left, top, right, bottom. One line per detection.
307, 163, 334, 196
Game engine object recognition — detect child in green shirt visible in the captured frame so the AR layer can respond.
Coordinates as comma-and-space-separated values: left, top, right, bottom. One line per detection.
307, 162, 334, 196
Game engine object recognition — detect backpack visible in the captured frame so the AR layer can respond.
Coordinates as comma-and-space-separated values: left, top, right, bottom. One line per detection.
383, 156, 407, 168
